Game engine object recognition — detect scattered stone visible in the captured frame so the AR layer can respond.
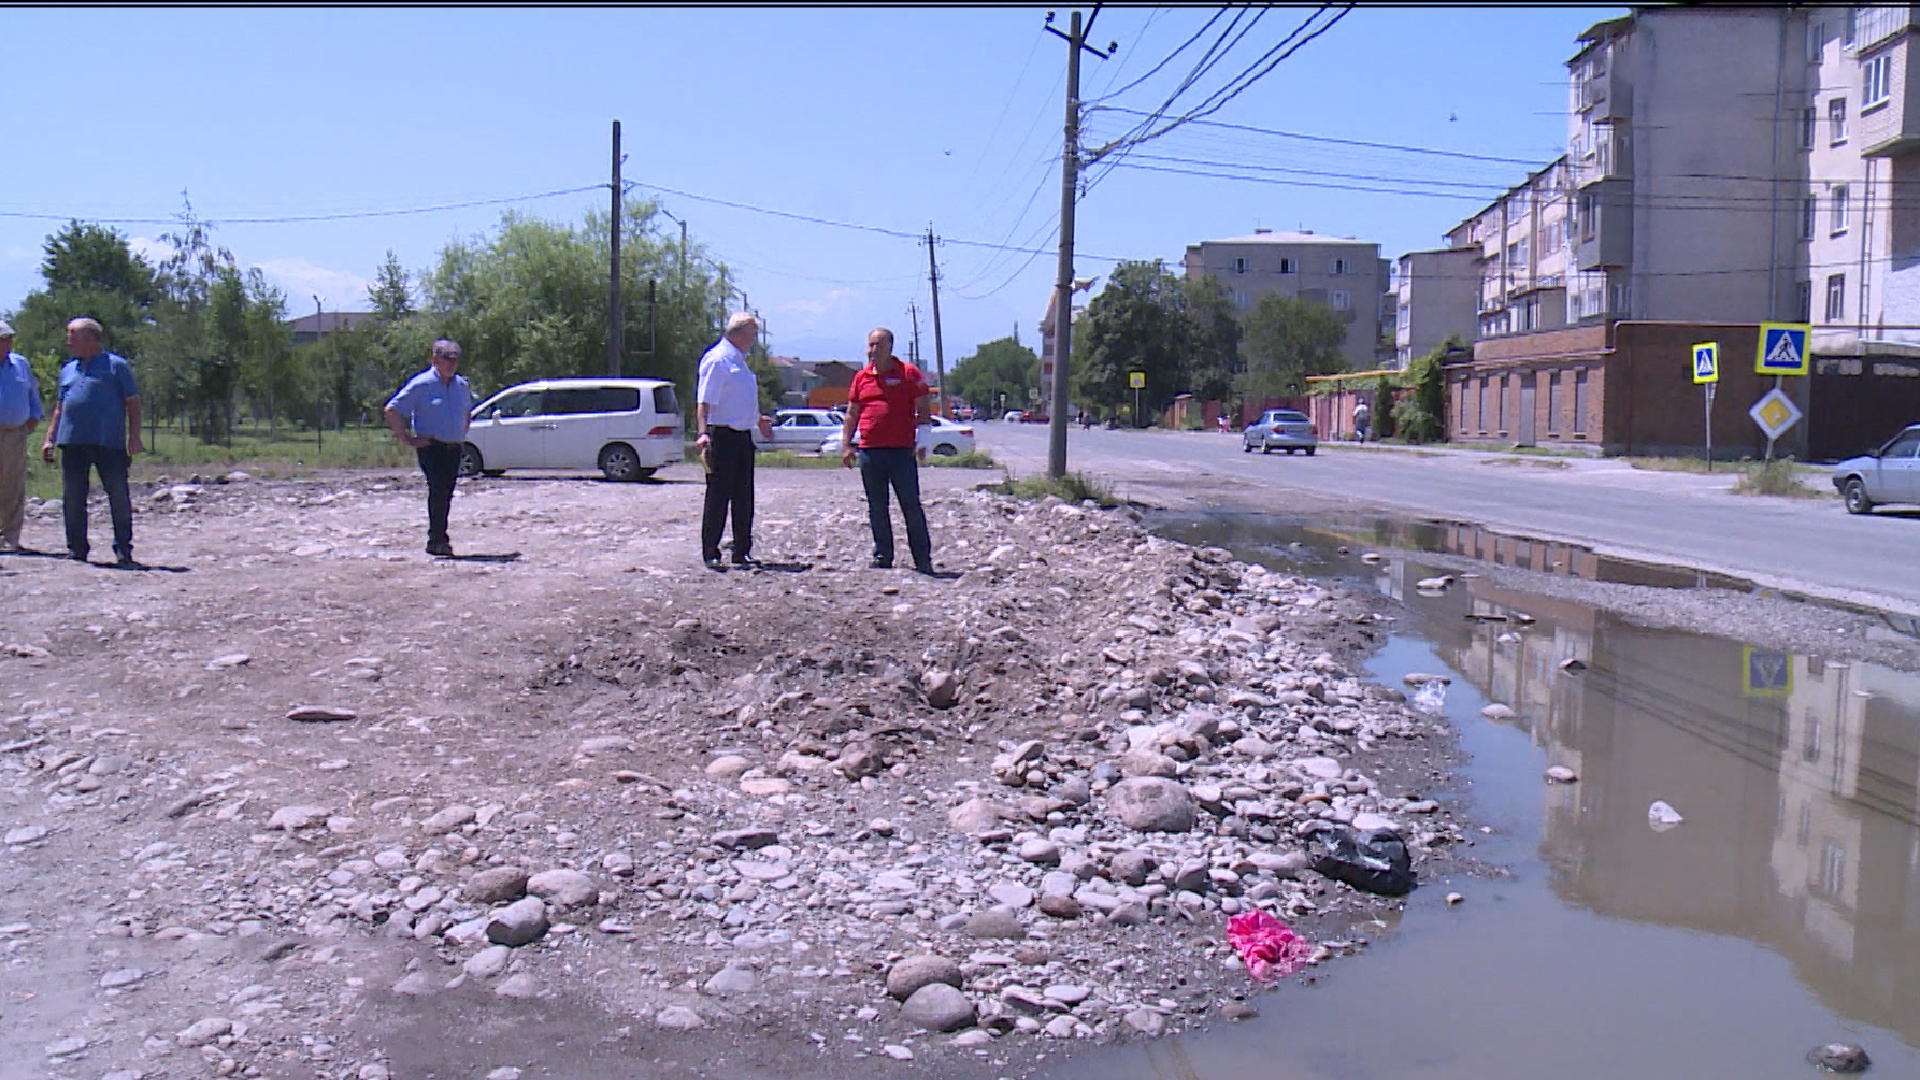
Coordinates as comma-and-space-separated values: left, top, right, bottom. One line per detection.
923, 669, 961, 709
887, 955, 963, 1001
715, 827, 779, 850
1446, 892, 1465, 906
464, 946, 512, 979
901, 983, 976, 1032
655, 1006, 705, 1030
420, 804, 477, 834
526, 868, 598, 908
1123, 1009, 1166, 1036
267, 805, 329, 831
495, 974, 540, 999
6, 825, 49, 845
1106, 777, 1196, 833
98, 967, 144, 989
286, 705, 358, 723
1038, 895, 1082, 919
965, 908, 1026, 940
1545, 766, 1578, 784
1017, 838, 1061, 865
1221, 1001, 1259, 1021
465, 867, 530, 903
485, 898, 549, 947
1480, 703, 1516, 720
176, 1017, 233, 1048
703, 963, 757, 997
705, 755, 752, 780
1806, 1043, 1870, 1073
206, 654, 251, 671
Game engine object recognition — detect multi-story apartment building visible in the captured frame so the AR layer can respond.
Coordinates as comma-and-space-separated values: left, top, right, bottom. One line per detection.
1562, 8, 1809, 326
1806, 6, 1920, 363
1444, 156, 1576, 338
1182, 229, 1389, 369
1391, 246, 1480, 366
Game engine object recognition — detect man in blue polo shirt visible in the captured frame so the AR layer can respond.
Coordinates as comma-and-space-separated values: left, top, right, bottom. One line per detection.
383, 338, 473, 557
0, 319, 44, 553
39, 317, 141, 565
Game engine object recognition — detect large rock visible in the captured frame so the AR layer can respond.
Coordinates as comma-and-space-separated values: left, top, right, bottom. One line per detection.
420, 804, 477, 834
1106, 778, 1196, 833
485, 898, 549, 947
526, 869, 599, 908
947, 797, 1008, 834
886, 954, 962, 1001
268, 805, 329, 831
464, 867, 529, 904
901, 983, 976, 1032
923, 670, 961, 709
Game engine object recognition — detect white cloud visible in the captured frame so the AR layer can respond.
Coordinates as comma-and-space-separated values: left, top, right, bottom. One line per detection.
250, 258, 373, 311
775, 288, 859, 321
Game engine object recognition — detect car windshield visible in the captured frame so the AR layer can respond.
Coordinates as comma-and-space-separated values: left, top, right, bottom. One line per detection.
1273, 411, 1307, 422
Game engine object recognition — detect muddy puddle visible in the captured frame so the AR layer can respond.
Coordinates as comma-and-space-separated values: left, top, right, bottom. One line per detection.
1046, 511, 1920, 1079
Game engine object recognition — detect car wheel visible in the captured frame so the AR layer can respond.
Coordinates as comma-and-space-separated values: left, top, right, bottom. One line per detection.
1242, 441, 1252, 453
1261, 444, 1272, 454
1843, 477, 1875, 515
1304, 447, 1316, 456
457, 443, 484, 478
598, 442, 644, 482
1285, 448, 1296, 455
933, 443, 959, 456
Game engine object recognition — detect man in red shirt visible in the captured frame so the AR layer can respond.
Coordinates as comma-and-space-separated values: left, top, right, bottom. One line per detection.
839, 327, 934, 573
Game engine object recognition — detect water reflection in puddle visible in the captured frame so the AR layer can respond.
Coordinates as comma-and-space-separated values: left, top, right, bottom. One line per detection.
1045, 512, 1920, 1080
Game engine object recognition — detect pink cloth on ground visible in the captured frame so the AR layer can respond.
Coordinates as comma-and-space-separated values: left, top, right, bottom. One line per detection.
1226, 910, 1314, 982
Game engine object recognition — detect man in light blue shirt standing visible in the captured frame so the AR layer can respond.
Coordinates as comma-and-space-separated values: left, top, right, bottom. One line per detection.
384, 339, 473, 558
694, 312, 766, 570
0, 319, 45, 553
39, 318, 141, 565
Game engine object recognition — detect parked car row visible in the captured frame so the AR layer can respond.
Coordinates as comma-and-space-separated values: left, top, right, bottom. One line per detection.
817, 416, 976, 458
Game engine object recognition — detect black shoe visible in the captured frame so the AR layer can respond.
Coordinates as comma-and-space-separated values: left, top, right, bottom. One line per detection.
426, 541, 454, 557
114, 552, 138, 568
913, 561, 936, 575
703, 556, 727, 571
869, 555, 893, 569
69, 550, 88, 562
731, 554, 760, 568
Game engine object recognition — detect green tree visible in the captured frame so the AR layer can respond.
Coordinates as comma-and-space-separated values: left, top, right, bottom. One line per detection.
947, 336, 1039, 415
7, 220, 158, 360
1075, 260, 1191, 424
1240, 293, 1347, 399
1391, 336, 1459, 444
367, 250, 414, 320
145, 198, 245, 443
1183, 275, 1241, 403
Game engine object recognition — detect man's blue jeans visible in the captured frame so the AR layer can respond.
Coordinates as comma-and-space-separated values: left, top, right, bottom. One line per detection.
858, 447, 930, 568
60, 444, 133, 560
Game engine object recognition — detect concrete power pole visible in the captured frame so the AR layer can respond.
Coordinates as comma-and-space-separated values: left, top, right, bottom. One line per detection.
924, 227, 947, 416
907, 300, 923, 366
1044, 10, 1108, 477
608, 119, 624, 377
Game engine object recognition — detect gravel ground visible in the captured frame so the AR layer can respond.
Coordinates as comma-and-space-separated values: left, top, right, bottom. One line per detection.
0, 465, 1482, 1080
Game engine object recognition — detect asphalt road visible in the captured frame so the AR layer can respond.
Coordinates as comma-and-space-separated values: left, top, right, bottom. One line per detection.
976, 422, 1920, 615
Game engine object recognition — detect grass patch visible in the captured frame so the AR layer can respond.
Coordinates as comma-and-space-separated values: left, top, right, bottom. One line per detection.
751, 449, 842, 469
26, 423, 414, 499
981, 471, 1118, 507
1625, 456, 1719, 473
1480, 456, 1571, 470
1732, 458, 1827, 498
927, 450, 998, 469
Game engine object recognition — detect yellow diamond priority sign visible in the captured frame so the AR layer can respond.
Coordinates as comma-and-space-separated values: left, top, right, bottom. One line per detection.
1748, 387, 1802, 440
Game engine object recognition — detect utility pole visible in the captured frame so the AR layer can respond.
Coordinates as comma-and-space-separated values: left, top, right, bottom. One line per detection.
924, 226, 947, 416
608, 119, 624, 376
1044, 8, 1110, 478
907, 300, 923, 366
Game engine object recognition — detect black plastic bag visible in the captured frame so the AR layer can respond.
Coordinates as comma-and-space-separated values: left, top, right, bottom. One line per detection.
1303, 824, 1416, 897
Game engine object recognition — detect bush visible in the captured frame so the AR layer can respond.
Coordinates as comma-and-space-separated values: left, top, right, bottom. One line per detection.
983, 471, 1117, 507
1392, 339, 1454, 444
1733, 457, 1821, 498
927, 450, 997, 469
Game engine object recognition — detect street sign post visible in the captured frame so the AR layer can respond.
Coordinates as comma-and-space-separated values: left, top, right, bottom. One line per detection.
1749, 386, 1803, 460
1754, 322, 1811, 376
1129, 370, 1145, 428
1692, 342, 1719, 471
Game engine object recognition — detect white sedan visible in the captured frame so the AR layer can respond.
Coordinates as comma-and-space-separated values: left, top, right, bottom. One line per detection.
817, 416, 977, 457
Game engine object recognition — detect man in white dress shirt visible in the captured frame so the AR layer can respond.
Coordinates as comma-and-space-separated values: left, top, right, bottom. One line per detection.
694, 312, 766, 570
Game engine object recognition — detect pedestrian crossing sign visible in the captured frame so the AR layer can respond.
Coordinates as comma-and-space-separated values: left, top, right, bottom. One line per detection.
1754, 322, 1811, 376
1691, 342, 1718, 384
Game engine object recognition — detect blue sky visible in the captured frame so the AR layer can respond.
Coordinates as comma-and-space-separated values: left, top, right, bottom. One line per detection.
1, 5, 1624, 370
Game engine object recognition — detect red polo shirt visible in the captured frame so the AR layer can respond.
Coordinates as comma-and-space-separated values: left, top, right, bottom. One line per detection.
849, 358, 929, 449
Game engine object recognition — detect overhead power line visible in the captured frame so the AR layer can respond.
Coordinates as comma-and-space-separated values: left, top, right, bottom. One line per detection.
1094, 106, 1548, 166
0, 185, 604, 227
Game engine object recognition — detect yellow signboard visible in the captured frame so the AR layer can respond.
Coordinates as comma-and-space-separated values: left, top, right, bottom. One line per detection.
1754, 322, 1811, 376
1128, 371, 1146, 389
1741, 646, 1794, 698
1691, 342, 1718, 384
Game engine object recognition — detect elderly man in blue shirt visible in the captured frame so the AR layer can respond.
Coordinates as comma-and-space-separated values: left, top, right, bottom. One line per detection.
383, 338, 473, 558
39, 317, 142, 565
694, 312, 767, 570
0, 319, 45, 553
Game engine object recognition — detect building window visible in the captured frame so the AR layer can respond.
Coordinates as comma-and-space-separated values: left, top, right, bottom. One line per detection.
1796, 280, 1813, 322
1330, 290, 1352, 311
1572, 369, 1588, 435
1832, 184, 1849, 233
1232, 289, 1249, 308
1508, 239, 1529, 269
1801, 107, 1817, 149
1497, 375, 1508, 432
1547, 372, 1561, 435
1478, 379, 1489, 433
1827, 273, 1847, 320
1830, 96, 1849, 143
1331, 258, 1349, 275
1821, 841, 1846, 897
1844, 7, 1857, 48
1801, 195, 1818, 239
1579, 193, 1596, 240
1234, 257, 1248, 275
1865, 54, 1892, 108
1278, 258, 1295, 274
1808, 20, 1824, 63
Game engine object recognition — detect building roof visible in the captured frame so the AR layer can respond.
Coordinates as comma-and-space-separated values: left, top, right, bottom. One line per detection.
1193, 230, 1376, 247
286, 311, 376, 334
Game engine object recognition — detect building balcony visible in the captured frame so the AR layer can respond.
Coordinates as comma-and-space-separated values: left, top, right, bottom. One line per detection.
1574, 131, 1631, 188
1577, 65, 1631, 122
1573, 182, 1632, 270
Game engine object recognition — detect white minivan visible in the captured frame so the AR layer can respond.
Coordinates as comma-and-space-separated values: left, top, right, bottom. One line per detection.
461, 378, 683, 482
